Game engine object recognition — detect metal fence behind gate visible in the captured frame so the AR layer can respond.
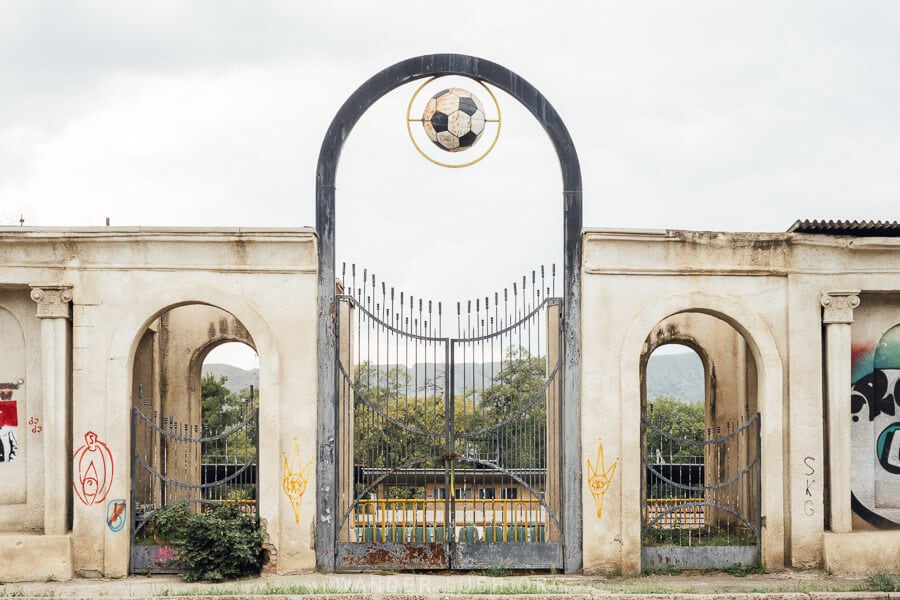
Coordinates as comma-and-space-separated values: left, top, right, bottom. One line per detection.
641, 412, 761, 569
130, 406, 259, 573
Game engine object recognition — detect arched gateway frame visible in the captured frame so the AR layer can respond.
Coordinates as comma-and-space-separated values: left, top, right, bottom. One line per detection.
316, 54, 583, 571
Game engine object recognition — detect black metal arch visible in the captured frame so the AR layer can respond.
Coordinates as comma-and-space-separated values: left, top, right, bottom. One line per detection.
315, 53, 583, 571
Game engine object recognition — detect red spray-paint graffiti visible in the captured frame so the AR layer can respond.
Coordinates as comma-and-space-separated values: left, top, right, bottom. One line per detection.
0, 400, 17, 427
73, 431, 114, 505
0, 398, 18, 463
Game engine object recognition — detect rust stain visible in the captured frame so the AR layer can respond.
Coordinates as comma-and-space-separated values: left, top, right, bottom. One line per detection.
340, 543, 446, 568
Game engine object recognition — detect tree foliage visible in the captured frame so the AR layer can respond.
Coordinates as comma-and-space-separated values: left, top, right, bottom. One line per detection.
200, 372, 258, 463
645, 396, 705, 463
351, 347, 548, 474
480, 347, 547, 469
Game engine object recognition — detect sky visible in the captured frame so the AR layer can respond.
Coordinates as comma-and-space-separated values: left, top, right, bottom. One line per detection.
2, 2, 898, 366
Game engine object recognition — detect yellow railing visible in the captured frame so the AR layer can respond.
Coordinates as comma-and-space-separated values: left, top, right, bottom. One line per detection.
646, 497, 705, 528
352, 498, 549, 543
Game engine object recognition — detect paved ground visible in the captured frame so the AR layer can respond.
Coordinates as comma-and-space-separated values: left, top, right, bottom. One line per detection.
1, 570, 898, 599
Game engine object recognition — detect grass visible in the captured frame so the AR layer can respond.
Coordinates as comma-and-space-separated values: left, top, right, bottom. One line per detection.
153, 581, 363, 596
851, 571, 898, 593
619, 583, 696, 594
721, 563, 764, 577
0, 590, 56, 598
643, 526, 757, 547
443, 581, 586, 595
480, 564, 511, 577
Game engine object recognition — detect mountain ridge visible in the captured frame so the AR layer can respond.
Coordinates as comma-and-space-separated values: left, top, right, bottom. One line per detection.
203, 352, 703, 403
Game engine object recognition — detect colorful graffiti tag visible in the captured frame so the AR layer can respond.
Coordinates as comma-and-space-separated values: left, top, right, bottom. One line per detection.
106, 499, 126, 532
586, 439, 619, 518
73, 431, 115, 506
851, 324, 900, 528
282, 437, 312, 524
0, 380, 23, 463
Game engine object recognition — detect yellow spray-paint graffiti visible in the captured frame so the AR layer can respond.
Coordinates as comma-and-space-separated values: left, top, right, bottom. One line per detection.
587, 439, 619, 518
283, 437, 312, 524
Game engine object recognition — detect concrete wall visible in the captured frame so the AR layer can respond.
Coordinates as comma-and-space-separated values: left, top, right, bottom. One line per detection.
1, 224, 898, 580
0, 227, 318, 581
581, 228, 900, 575
581, 229, 789, 574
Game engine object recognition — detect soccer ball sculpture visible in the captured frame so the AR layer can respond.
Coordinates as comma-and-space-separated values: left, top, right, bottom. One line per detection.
422, 87, 486, 152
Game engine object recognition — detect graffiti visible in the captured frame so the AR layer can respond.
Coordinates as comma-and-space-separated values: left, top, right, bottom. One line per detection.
877, 423, 900, 474
850, 370, 900, 423
29, 416, 42, 434
0, 381, 22, 463
0, 424, 16, 463
282, 437, 312, 524
152, 545, 175, 565
851, 323, 900, 528
73, 431, 114, 506
586, 439, 619, 518
803, 456, 816, 516
106, 499, 126, 532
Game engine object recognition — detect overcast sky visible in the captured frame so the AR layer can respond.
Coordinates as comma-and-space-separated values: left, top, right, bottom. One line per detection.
2, 2, 898, 366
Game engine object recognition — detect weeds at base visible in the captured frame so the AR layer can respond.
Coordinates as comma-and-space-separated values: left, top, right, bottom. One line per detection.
153, 581, 363, 596
851, 570, 898, 593
442, 581, 585, 595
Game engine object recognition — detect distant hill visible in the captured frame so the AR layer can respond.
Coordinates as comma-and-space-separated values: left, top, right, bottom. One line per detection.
202, 363, 259, 394
202, 352, 703, 403
646, 352, 704, 403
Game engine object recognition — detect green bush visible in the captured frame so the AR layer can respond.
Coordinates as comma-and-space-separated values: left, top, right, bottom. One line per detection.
157, 503, 267, 582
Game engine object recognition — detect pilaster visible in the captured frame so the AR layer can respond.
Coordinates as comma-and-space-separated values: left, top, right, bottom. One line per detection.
820, 290, 859, 534
30, 286, 73, 536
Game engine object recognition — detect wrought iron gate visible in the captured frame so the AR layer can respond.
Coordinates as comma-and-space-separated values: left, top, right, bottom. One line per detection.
130, 406, 259, 573
334, 266, 563, 570
641, 412, 761, 569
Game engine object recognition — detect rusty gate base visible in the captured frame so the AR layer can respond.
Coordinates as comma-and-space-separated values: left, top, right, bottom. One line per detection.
336, 541, 562, 570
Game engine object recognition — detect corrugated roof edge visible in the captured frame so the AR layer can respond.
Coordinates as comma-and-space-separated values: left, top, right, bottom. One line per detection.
787, 219, 900, 236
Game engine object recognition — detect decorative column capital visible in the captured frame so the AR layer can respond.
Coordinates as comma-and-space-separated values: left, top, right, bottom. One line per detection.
29, 286, 73, 319
821, 290, 860, 324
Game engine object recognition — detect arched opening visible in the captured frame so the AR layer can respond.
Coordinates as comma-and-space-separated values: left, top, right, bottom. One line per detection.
129, 304, 259, 573
199, 341, 259, 506
644, 342, 706, 463
640, 312, 760, 568
316, 54, 582, 571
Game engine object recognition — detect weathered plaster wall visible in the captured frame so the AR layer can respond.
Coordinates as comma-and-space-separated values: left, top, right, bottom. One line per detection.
0, 227, 318, 580
581, 229, 900, 574
581, 230, 792, 575
1, 224, 899, 580
788, 236, 900, 570
0, 288, 44, 529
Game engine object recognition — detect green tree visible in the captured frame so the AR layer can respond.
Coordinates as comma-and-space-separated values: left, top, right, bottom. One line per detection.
200, 373, 258, 463
480, 347, 547, 469
644, 396, 705, 464
201, 373, 240, 431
